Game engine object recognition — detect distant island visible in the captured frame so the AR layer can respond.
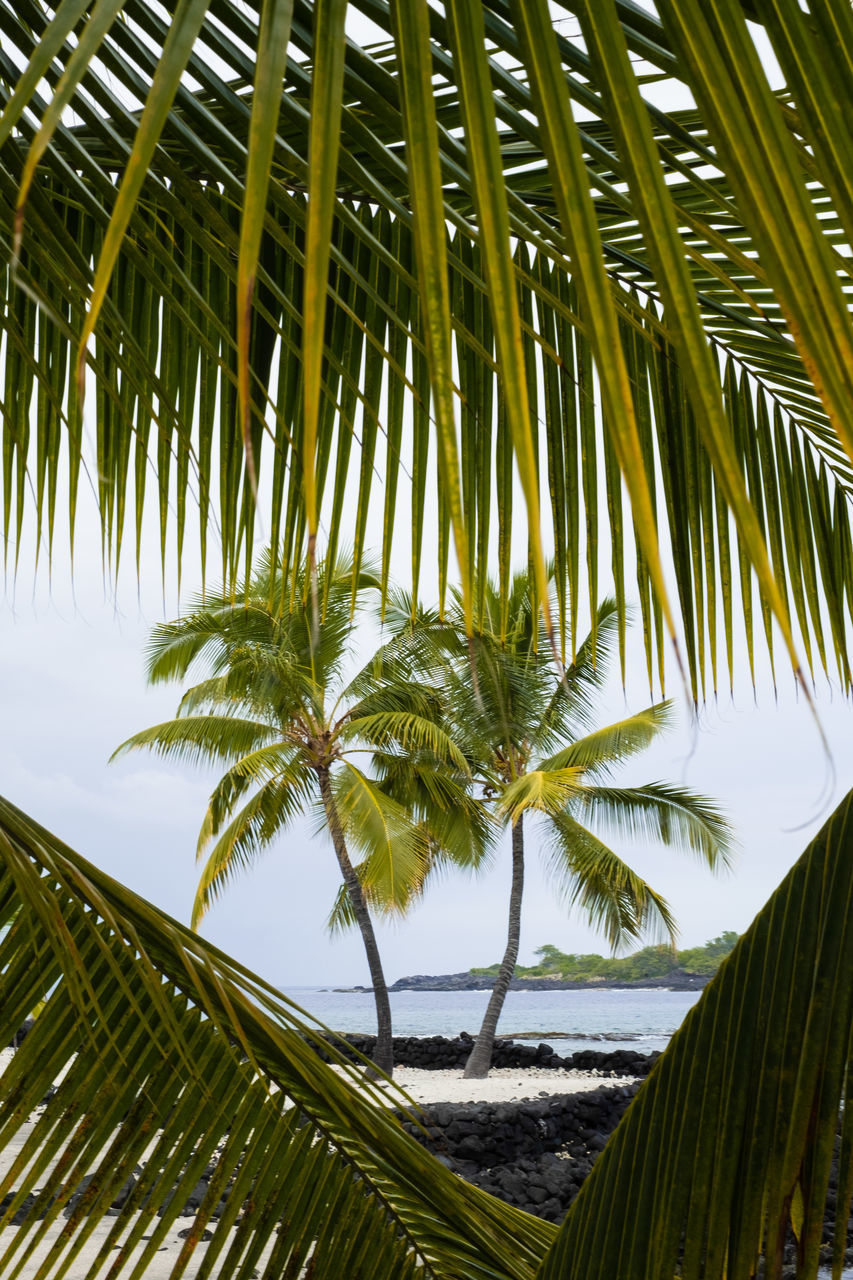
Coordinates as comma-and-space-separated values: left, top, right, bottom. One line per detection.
339, 934, 738, 994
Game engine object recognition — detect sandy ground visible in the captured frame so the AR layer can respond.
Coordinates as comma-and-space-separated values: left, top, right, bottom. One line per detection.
370, 1063, 632, 1105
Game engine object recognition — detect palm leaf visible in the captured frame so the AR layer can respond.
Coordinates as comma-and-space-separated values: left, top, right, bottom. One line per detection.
3, 2, 853, 688
340, 708, 470, 773
498, 767, 585, 823
544, 812, 677, 949
193, 773, 314, 924
198, 744, 315, 848
111, 714, 278, 769
536, 787, 853, 1280
536, 703, 674, 776
570, 781, 735, 870
329, 764, 431, 913
0, 793, 555, 1280
535, 599, 620, 747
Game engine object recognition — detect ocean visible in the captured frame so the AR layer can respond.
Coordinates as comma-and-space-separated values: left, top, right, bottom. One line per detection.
282, 985, 701, 1053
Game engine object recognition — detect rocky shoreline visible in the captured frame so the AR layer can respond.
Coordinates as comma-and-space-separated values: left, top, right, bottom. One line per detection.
322, 1030, 659, 1075
336, 968, 710, 993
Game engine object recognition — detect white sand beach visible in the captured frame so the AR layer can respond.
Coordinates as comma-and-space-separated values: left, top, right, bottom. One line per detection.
371, 1064, 632, 1105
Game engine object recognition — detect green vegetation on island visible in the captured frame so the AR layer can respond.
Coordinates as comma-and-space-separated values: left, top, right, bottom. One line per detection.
471, 933, 739, 984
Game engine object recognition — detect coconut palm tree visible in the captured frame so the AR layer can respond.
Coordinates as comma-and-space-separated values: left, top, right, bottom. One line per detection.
397, 581, 732, 1078
111, 548, 476, 1076
3, 3, 853, 1275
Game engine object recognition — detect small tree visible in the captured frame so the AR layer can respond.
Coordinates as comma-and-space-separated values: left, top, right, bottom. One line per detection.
113, 551, 472, 1076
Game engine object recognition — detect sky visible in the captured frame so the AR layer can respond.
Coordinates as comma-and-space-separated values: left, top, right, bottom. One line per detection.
3, 493, 851, 994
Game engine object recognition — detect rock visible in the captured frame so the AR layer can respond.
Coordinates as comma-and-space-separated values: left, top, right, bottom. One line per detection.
385, 971, 710, 993
1, 1191, 41, 1225
177, 1226, 214, 1241
9, 1018, 35, 1048
316, 1032, 656, 1075
63, 1172, 137, 1216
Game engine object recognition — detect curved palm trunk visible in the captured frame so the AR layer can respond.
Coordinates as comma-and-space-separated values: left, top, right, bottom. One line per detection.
464, 815, 525, 1079
316, 765, 394, 1077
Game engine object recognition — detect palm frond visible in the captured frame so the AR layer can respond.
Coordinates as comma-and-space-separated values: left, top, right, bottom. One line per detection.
536, 702, 674, 777
498, 767, 585, 823
111, 714, 279, 769
193, 775, 313, 925
3, 3, 853, 687
535, 599, 620, 745
0, 794, 554, 1280
544, 811, 677, 949
569, 781, 735, 871
145, 605, 282, 684
341, 709, 470, 773
329, 763, 430, 913
537, 786, 853, 1280
374, 751, 497, 869
200, 744, 314, 844
340, 677, 446, 727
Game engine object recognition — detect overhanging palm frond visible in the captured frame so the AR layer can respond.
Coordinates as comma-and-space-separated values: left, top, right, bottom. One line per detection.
0, 794, 555, 1280
537, 787, 853, 1280
3, 2, 853, 688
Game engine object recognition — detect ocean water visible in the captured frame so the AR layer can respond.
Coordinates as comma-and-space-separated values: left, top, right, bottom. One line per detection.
282, 985, 702, 1054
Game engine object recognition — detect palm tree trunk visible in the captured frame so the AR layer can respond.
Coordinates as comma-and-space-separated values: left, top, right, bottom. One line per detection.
464, 814, 525, 1079
316, 765, 394, 1077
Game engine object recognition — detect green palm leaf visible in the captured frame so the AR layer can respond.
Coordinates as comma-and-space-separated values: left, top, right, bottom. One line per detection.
537, 704, 675, 776
4, 2, 853, 687
199, 743, 314, 848
498, 767, 585, 822
330, 763, 431, 912
0, 794, 555, 1280
111, 714, 278, 768
537, 788, 853, 1280
341, 709, 471, 773
571, 782, 735, 870
544, 812, 677, 949
193, 774, 313, 924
